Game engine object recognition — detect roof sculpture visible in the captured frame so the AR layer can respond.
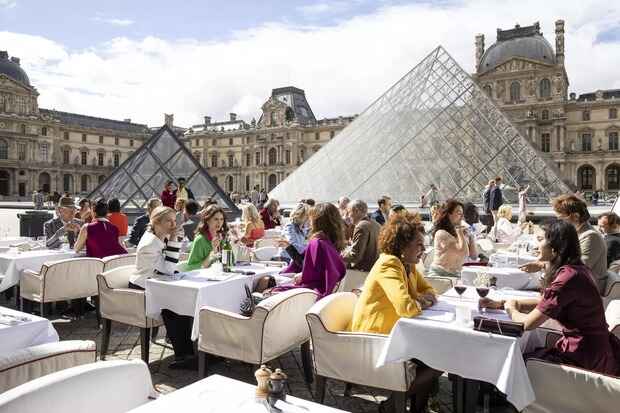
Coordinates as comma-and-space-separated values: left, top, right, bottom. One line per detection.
270, 46, 569, 205
89, 125, 239, 214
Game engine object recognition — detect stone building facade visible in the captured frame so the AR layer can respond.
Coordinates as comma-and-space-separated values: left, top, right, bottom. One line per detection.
184, 86, 354, 194
0, 51, 149, 200
473, 20, 620, 195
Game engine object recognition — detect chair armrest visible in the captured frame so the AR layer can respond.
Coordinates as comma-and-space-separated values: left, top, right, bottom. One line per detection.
20, 270, 42, 299
99, 288, 153, 328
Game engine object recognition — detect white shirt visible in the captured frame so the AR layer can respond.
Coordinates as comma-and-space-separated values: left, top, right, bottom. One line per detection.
130, 231, 178, 288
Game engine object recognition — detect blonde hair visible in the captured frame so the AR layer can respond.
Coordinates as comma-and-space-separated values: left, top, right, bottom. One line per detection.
241, 203, 263, 227
174, 198, 186, 211
146, 198, 162, 215
290, 203, 309, 225
497, 204, 513, 220
148, 206, 175, 234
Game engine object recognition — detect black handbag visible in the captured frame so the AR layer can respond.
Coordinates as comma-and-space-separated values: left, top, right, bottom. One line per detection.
473, 316, 524, 337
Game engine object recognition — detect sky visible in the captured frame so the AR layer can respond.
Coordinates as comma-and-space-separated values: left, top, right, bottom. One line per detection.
0, 0, 619, 127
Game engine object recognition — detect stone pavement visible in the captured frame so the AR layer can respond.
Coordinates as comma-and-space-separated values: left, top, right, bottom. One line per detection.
1, 294, 518, 413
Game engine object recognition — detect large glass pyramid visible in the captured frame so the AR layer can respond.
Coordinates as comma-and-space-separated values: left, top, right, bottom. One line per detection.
89, 125, 239, 214
270, 46, 569, 205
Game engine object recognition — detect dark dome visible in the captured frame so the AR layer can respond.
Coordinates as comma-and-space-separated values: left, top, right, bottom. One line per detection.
0, 52, 30, 86
478, 35, 555, 73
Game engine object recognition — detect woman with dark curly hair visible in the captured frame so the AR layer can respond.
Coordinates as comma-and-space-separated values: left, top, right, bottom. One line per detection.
274, 202, 346, 299
185, 204, 232, 271
351, 212, 441, 413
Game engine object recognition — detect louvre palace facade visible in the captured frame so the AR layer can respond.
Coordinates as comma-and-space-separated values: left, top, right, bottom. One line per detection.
0, 51, 149, 200
474, 20, 620, 195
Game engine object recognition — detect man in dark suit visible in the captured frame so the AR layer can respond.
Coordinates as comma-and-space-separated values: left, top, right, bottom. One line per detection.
343, 200, 381, 271
370, 196, 391, 225
44, 197, 82, 249
128, 198, 162, 246
182, 200, 201, 241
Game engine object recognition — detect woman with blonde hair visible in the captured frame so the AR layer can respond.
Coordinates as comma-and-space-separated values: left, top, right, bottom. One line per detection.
278, 203, 309, 262
240, 203, 265, 247
492, 204, 522, 244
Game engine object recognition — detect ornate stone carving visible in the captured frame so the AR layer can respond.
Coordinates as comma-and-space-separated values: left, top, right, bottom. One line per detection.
496, 81, 505, 99
553, 75, 563, 94
527, 78, 536, 96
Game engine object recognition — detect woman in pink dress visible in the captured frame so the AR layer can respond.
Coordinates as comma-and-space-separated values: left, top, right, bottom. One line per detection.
74, 198, 127, 259
480, 220, 619, 376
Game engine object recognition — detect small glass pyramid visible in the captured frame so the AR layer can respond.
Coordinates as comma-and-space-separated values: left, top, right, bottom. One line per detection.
270, 46, 569, 205
89, 125, 239, 214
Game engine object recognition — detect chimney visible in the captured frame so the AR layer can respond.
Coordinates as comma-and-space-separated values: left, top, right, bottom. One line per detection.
164, 113, 173, 128
204, 116, 211, 125
123, 118, 131, 123
475, 34, 485, 71
229, 113, 237, 121
555, 20, 565, 65
0, 51, 7, 60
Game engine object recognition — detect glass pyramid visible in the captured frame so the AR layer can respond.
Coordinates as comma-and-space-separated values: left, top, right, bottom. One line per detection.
270, 46, 569, 205
89, 125, 239, 214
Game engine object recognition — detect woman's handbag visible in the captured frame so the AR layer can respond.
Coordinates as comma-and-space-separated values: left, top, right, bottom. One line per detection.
473, 316, 524, 337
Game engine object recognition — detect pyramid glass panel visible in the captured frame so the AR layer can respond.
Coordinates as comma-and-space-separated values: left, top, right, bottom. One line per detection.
89, 126, 239, 215
270, 46, 569, 205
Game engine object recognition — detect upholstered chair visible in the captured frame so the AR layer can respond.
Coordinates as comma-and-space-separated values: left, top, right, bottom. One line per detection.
102, 253, 136, 272
336, 269, 368, 293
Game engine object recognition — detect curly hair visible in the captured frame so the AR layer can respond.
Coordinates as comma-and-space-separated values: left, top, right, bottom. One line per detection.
197, 204, 228, 238
551, 194, 590, 223
379, 212, 424, 258
433, 199, 463, 238
309, 202, 345, 251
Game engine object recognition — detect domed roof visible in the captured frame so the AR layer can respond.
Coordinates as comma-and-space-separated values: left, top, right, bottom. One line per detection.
0, 51, 30, 86
478, 23, 556, 73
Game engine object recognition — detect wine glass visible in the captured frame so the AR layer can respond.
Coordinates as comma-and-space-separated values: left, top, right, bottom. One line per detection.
454, 279, 467, 300
475, 279, 490, 313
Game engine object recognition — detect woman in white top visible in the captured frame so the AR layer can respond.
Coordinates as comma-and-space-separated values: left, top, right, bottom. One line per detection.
493, 205, 522, 245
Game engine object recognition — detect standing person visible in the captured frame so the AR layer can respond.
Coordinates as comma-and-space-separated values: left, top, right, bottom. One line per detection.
181, 200, 201, 241
518, 185, 530, 224
74, 198, 127, 258
75, 198, 93, 223
185, 205, 232, 271
174, 177, 195, 201
128, 198, 162, 246
420, 194, 427, 208
174, 198, 187, 229
107, 198, 128, 241
370, 196, 392, 225
260, 198, 281, 230
342, 200, 381, 271
259, 188, 268, 206
598, 212, 620, 266
161, 181, 176, 209
32, 190, 44, 210
425, 184, 439, 207
250, 185, 260, 207
337, 196, 350, 219
592, 190, 600, 206
43, 197, 82, 249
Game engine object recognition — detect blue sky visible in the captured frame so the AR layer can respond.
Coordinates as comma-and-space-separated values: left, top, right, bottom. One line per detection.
0, 0, 619, 126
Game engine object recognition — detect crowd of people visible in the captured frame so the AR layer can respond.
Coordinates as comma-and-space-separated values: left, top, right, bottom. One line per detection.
33, 178, 620, 408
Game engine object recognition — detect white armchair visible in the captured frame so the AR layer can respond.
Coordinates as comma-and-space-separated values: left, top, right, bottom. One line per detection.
0, 340, 96, 393
525, 359, 620, 413
20, 258, 104, 317
603, 271, 620, 309
305, 292, 414, 411
198, 288, 318, 382
336, 269, 368, 293
102, 253, 136, 272
606, 299, 620, 338
0, 360, 154, 413
96, 265, 163, 364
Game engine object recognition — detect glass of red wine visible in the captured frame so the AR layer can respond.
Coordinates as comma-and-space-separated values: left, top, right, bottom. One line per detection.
476, 283, 490, 313
454, 280, 467, 300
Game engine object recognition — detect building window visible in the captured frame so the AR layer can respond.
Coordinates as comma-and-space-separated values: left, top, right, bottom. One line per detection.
40, 143, 48, 162
63, 174, 73, 193
114, 137, 119, 145
539, 78, 551, 98
0, 140, 8, 160
211, 154, 218, 168
255, 152, 261, 165
541, 110, 549, 120
195, 139, 199, 147
582, 110, 590, 121
229, 138, 233, 146
483, 84, 492, 97
80, 175, 89, 192
20, 124, 26, 134
17, 143, 26, 161
268, 148, 277, 165
113, 153, 120, 167
82, 134, 87, 142
315, 132, 320, 140
578, 165, 595, 190
98, 152, 104, 166
607, 165, 620, 190
212, 139, 216, 146
41, 127, 47, 136
541, 133, 551, 153
81, 151, 87, 165
285, 150, 291, 164
228, 155, 234, 168
510, 81, 520, 102
63, 131, 69, 140
63, 150, 70, 164
130, 139, 134, 147
610, 108, 618, 119
610, 132, 619, 151
245, 153, 251, 167
245, 175, 250, 192
581, 133, 592, 152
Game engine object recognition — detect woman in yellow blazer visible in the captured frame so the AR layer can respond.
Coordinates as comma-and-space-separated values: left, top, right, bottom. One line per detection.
350, 213, 441, 413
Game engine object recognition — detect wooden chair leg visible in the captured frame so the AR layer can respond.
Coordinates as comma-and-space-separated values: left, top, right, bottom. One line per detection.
300, 340, 314, 384
315, 375, 327, 403
393, 391, 407, 413
93, 296, 101, 327
140, 328, 150, 364
198, 351, 208, 379
100, 319, 112, 360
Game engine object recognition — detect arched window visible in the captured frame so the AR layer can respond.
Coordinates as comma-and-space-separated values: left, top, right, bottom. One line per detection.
581, 133, 592, 152
541, 110, 549, 120
38, 172, 51, 193
0, 170, 9, 196
63, 174, 73, 193
606, 164, 620, 190
268, 148, 277, 165
255, 152, 261, 165
539, 78, 551, 98
578, 165, 595, 190
582, 110, 590, 121
483, 84, 492, 97
609, 132, 619, 151
0, 140, 7, 160
211, 153, 218, 168
226, 176, 234, 192
510, 81, 521, 102
98, 175, 106, 184
268, 174, 277, 191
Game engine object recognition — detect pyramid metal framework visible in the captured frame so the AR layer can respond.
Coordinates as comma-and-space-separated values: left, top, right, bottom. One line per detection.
89, 125, 239, 214
270, 46, 569, 205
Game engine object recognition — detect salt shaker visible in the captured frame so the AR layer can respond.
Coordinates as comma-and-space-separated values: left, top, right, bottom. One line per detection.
254, 365, 272, 399
267, 368, 288, 407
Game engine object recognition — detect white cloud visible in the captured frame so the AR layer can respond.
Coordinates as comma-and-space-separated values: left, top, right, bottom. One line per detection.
92, 17, 134, 26
0, 0, 619, 128
0, 0, 16, 8
297, 1, 357, 16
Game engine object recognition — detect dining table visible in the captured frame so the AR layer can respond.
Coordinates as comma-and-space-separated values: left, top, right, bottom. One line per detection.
460, 265, 541, 290
0, 247, 77, 293
0, 305, 59, 355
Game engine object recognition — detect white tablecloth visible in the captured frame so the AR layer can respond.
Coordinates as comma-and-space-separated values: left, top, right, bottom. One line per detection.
145, 264, 283, 340
128, 374, 348, 412
0, 249, 77, 293
489, 251, 538, 268
0, 237, 30, 247
0, 305, 59, 355
461, 265, 539, 290
377, 288, 542, 411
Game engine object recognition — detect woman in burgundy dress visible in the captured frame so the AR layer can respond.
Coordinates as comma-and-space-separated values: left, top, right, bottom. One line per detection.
74, 198, 127, 259
480, 220, 619, 376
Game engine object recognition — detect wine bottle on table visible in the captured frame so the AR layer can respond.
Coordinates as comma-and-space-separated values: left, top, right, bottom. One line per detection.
221, 238, 233, 273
